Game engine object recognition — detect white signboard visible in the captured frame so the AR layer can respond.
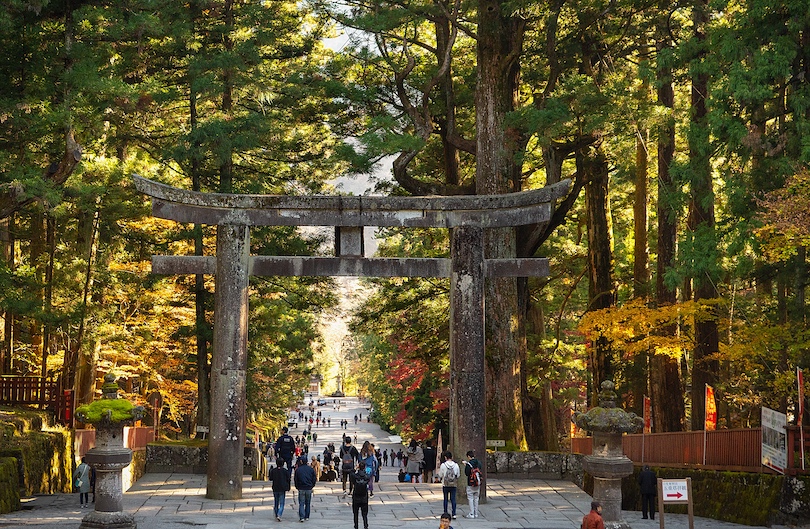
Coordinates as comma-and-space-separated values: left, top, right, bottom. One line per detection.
661, 479, 689, 503
762, 406, 787, 474
486, 439, 506, 447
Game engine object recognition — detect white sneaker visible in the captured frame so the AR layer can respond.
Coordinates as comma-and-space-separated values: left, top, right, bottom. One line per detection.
466, 513, 475, 518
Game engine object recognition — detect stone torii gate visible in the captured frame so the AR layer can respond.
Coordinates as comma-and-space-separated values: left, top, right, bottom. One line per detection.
134, 175, 570, 500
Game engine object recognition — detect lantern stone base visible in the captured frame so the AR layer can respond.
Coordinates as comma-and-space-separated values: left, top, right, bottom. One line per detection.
79, 510, 136, 529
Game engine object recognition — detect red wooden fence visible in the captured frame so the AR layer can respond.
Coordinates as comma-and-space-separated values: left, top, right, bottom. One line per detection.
0, 375, 74, 426
571, 427, 810, 474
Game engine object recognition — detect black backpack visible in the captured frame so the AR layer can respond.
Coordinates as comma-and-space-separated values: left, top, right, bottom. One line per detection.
353, 471, 369, 497
341, 446, 355, 471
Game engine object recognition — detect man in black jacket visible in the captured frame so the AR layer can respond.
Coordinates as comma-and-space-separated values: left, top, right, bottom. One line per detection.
349, 462, 370, 529
269, 459, 291, 521
422, 440, 437, 483
275, 427, 297, 478
294, 457, 317, 522
638, 465, 657, 520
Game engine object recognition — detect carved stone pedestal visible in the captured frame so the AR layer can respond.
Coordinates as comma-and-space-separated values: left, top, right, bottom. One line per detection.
80, 426, 135, 529
584, 431, 634, 528
76, 374, 142, 529
573, 381, 643, 529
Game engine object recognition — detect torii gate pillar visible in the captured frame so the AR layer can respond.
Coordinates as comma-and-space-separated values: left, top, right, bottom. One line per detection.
450, 226, 485, 486
208, 225, 250, 499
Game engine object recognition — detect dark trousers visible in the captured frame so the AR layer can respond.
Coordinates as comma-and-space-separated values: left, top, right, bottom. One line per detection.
280, 455, 294, 478
641, 494, 656, 519
352, 500, 369, 529
442, 486, 457, 515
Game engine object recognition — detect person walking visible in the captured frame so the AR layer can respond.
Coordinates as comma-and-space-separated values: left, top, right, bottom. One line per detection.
350, 462, 370, 529
382, 449, 389, 466
360, 441, 377, 496
269, 459, 291, 521
73, 457, 92, 508
311, 455, 321, 481
405, 439, 424, 482
582, 501, 605, 529
463, 451, 482, 518
294, 456, 317, 522
340, 436, 360, 496
638, 465, 657, 520
437, 451, 460, 519
422, 440, 437, 483
275, 427, 297, 478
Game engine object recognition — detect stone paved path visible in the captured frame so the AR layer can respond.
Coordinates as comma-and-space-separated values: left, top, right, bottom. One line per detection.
0, 397, 763, 528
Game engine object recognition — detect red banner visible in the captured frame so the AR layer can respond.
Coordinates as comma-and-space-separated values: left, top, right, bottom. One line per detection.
799, 367, 805, 422
705, 384, 717, 431
643, 395, 651, 434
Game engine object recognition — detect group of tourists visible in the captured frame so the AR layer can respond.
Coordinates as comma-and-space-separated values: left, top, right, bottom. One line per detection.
263, 407, 489, 529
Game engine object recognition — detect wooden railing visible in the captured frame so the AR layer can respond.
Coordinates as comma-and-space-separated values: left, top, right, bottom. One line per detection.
0, 375, 74, 426
571, 427, 810, 475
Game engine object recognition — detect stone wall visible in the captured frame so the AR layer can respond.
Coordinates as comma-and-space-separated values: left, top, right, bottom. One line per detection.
0, 457, 20, 514
615, 466, 809, 527
145, 443, 259, 476
0, 414, 72, 496
486, 451, 585, 487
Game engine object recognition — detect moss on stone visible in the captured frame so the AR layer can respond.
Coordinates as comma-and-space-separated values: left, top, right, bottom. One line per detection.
0, 457, 21, 514
75, 399, 137, 424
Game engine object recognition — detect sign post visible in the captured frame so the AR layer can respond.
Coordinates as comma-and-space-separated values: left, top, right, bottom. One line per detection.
486, 439, 505, 452
657, 478, 694, 529
762, 406, 788, 474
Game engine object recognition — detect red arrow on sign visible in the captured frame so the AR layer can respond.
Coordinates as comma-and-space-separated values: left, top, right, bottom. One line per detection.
666, 492, 683, 499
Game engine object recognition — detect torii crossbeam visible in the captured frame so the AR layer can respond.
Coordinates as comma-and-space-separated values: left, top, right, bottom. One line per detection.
134, 175, 570, 500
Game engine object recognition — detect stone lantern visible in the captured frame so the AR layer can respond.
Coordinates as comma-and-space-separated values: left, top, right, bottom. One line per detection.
573, 380, 643, 529
75, 374, 145, 529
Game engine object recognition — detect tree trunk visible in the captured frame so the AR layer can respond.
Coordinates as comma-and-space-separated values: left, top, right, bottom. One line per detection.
30, 208, 45, 374
0, 216, 15, 374
42, 216, 55, 377
689, 0, 719, 431
189, 14, 212, 428
435, 13, 462, 187
64, 205, 99, 401
652, 5, 685, 432
220, 0, 235, 194
634, 129, 649, 299
476, 0, 528, 452
581, 143, 615, 403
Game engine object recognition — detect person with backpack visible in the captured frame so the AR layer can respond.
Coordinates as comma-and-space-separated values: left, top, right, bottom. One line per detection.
269, 458, 291, 521
464, 450, 482, 518
349, 461, 370, 529
275, 427, 297, 478
340, 436, 360, 497
437, 451, 460, 519
360, 441, 377, 496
